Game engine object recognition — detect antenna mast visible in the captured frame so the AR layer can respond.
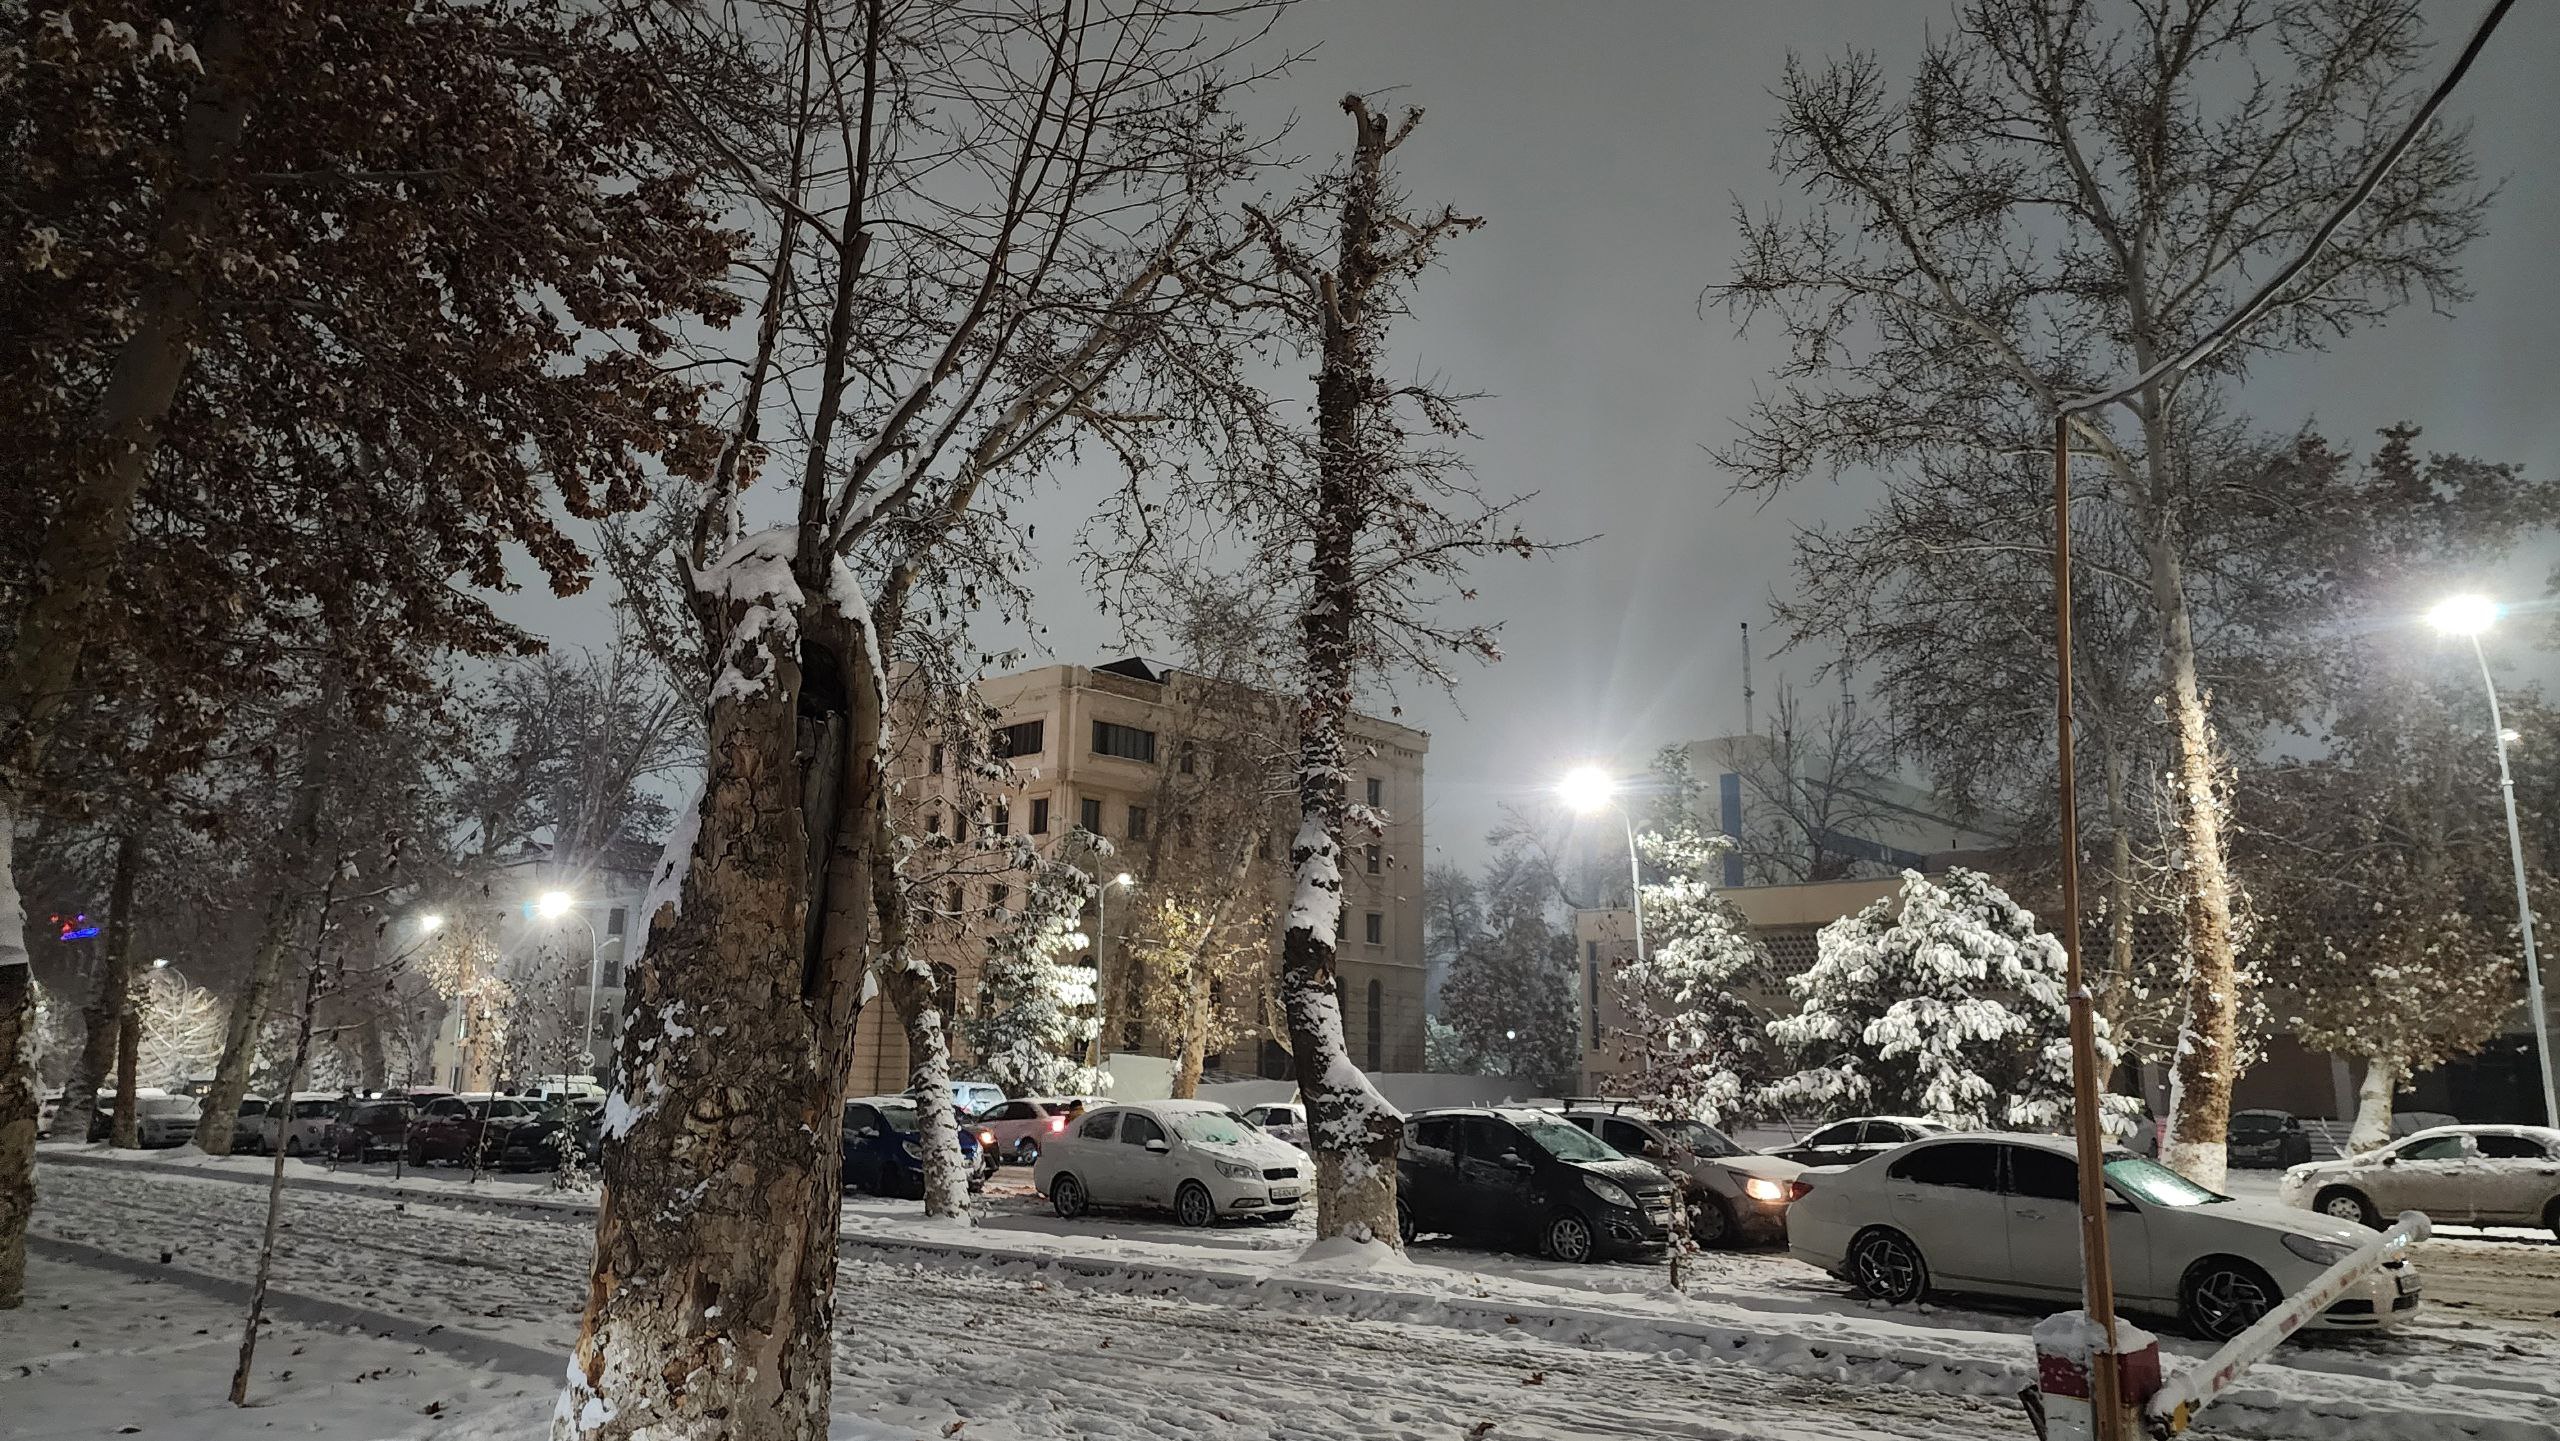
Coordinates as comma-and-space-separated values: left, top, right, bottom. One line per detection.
1740, 622, 1756, 735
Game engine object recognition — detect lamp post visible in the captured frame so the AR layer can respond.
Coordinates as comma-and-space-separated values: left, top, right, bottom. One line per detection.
2428, 595, 2557, 1129
537, 890, 615, 1078
1084, 872, 1135, 1072
1559, 765, 1645, 961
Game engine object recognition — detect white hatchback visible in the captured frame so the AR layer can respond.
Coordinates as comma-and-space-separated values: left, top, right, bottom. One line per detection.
1035, 1100, 1311, 1228
1787, 1133, 2419, 1340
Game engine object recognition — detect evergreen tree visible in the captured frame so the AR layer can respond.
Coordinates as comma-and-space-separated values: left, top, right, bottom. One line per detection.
1618, 828, 1770, 1127
1767, 868, 2138, 1135
1439, 847, 1577, 1094
964, 858, 1103, 1100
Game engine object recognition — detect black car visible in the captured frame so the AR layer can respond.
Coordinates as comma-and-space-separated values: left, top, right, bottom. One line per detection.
497, 1098, 606, 1172
1396, 1107, 1675, 1263
1767, 1116, 1951, 1169
2227, 1108, 2315, 1168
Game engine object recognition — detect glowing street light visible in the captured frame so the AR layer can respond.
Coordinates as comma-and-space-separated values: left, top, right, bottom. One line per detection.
536, 889, 575, 920
416, 913, 446, 935
1556, 765, 1646, 966
2429, 595, 2555, 1129
2426, 593, 2500, 636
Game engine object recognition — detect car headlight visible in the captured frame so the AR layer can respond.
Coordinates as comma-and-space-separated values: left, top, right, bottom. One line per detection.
1583, 1174, 1635, 1209
2283, 1233, 2355, 1266
978, 1130, 996, 1147
1744, 1177, 1796, 1204
900, 1139, 923, 1159
1212, 1159, 1258, 1180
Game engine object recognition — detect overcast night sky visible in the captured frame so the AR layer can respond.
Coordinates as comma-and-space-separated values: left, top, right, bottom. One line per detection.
511, 1, 2560, 879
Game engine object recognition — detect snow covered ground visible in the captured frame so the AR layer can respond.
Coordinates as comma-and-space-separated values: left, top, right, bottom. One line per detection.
12, 1146, 2559, 1440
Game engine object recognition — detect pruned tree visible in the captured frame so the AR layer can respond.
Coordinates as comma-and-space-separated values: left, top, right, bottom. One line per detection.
1715, 1, 2491, 1186
1724, 685, 1907, 885
1768, 868, 2141, 1137
556, 4, 1292, 1433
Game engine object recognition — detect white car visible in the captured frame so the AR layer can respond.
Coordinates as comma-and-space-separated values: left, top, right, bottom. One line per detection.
2280, 1124, 2560, 1238
1035, 1099, 1310, 1228
1787, 1133, 2418, 1340
251, 1092, 344, 1157
974, 1096, 1098, 1166
950, 1080, 1007, 1118
1239, 1100, 1308, 1149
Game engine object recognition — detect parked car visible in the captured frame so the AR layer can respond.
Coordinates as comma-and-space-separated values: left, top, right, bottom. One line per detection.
2229, 1109, 2316, 1168
841, 1096, 993, 1197
1035, 1100, 1309, 1228
497, 1097, 606, 1172
230, 1096, 274, 1153
1239, 1100, 1308, 1149
1396, 1106, 1674, 1263
37, 1090, 61, 1139
1766, 1116, 1952, 1169
94, 1092, 202, 1148
85, 1087, 176, 1142
975, 1096, 1096, 1166
2280, 1125, 2560, 1237
1561, 1105, 1808, 1247
254, 1092, 346, 1157
950, 1080, 1007, 1117
327, 1099, 414, 1162
1787, 1133, 2419, 1340
405, 1093, 540, 1166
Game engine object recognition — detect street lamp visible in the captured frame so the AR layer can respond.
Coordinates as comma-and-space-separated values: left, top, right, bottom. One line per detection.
1084, 873, 1136, 1071
2429, 595, 2557, 1129
536, 891, 614, 1077
416, 913, 445, 936
1558, 766, 1645, 962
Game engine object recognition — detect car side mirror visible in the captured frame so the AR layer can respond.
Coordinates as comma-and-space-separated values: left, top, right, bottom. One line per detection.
1500, 1151, 1531, 1171
1144, 1139, 1169, 1154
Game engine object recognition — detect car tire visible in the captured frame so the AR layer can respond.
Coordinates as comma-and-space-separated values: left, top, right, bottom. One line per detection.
1690, 1195, 1737, 1249
284, 1136, 303, 1158
2315, 1186, 2381, 1230
1847, 1227, 1929, 1306
1175, 1180, 1217, 1229
1015, 1139, 1041, 1166
1268, 1210, 1297, 1225
2182, 1257, 2279, 1342
2543, 1196, 2559, 1243
1542, 1210, 1597, 1264
1397, 1198, 1417, 1248
1051, 1173, 1088, 1220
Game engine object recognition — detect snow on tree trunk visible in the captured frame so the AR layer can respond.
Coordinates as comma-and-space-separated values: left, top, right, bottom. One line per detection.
0, 800, 32, 1310
558, 535, 870, 1441
2152, 543, 2241, 1194
877, 956, 969, 1220
2348, 1057, 2398, 1156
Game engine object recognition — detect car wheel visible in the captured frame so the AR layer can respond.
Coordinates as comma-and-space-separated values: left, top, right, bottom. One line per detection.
1175, 1180, 1217, 1229
1397, 1198, 1417, 1248
1051, 1173, 1088, 1219
2315, 1186, 2381, 1230
1848, 1227, 1929, 1306
1015, 1138, 1041, 1166
2544, 1196, 2559, 1243
405, 1139, 426, 1167
284, 1136, 303, 1157
2183, 1258, 2279, 1342
1543, 1211, 1596, 1264
1690, 1195, 1736, 1249
1269, 1210, 1298, 1225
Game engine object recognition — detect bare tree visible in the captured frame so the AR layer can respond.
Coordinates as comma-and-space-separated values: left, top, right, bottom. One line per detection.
1714, 1, 2489, 1185
1722, 685, 1906, 884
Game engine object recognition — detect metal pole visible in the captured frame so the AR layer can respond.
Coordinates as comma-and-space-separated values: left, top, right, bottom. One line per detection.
1085, 882, 1109, 1072
568, 911, 603, 1075
2471, 635, 2558, 1129
2054, 413, 2127, 1441
1618, 805, 1647, 960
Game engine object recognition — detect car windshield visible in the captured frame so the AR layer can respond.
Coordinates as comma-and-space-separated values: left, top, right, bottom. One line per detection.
355, 1105, 406, 1124
1174, 1111, 1253, 1146
1516, 1115, 1620, 1163
479, 1099, 532, 1119
876, 1101, 920, 1131
1659, 1120, 1744, 1158
138, 1097, 196, 1117
2231, 1114, 2281, 1134
2103, 1155, 2228, 1208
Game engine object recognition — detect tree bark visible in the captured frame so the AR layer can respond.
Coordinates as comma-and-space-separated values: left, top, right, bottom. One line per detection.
112, 1008, 140, 1150
557, 576, 870, 1441
2346, 1057, 2398, 1156
0, 803, 32, 1309
59, 832, 144, 1147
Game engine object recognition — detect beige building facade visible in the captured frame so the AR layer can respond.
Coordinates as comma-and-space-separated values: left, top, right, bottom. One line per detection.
847, 658, 1430, 1096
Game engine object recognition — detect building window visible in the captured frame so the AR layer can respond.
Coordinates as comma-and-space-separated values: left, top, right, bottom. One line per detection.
992, 802, 1010, 835
926, 810, 942, 835
996, 720, 1044, 759
1365, 844, 1382, 875
1078, 796, 1103, 832
607, 907, 626, 937
947, 883, 965, 915
1586, 940, 1601, 1049
990, 883, 1010, 912
1178, 740, 1197, 775
1127, 805, 1150, 842
1366, 979, 1383, 1070
1092, 720, 1157, 763
1363, 911, 1383, 945
1366, 777, 1383, 808
601, 959, 624, 989
1028, 797, 1049, 834
929, 743, 945, 774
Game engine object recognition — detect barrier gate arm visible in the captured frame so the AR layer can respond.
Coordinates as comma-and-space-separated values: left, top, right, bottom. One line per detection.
2144, 1210, 2431, 1437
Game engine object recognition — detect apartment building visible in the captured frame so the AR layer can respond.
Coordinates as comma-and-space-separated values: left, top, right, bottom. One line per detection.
846, 657, 1431, 1096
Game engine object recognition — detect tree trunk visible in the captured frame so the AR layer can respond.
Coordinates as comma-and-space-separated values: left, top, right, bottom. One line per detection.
2347, 1057, 2398, 1156
2150, 540, 2241, 1192
0, 803, 33, 1310
557, 573, 871, 1441
112, 1008, 140, 1150
356, 1012, 388, 1092
199, 698, 335, 1156
59, 832, 144, 1147
2092, 740, 2139, 1053
875, 957, 968, 1217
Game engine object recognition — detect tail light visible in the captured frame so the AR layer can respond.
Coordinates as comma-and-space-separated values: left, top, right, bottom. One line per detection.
1048, 1116, 1066, 1134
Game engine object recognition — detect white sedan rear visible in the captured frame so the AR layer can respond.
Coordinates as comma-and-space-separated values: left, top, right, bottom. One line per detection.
1787, 1134, 2418, 1340
1034, 1100, 1310, 1228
